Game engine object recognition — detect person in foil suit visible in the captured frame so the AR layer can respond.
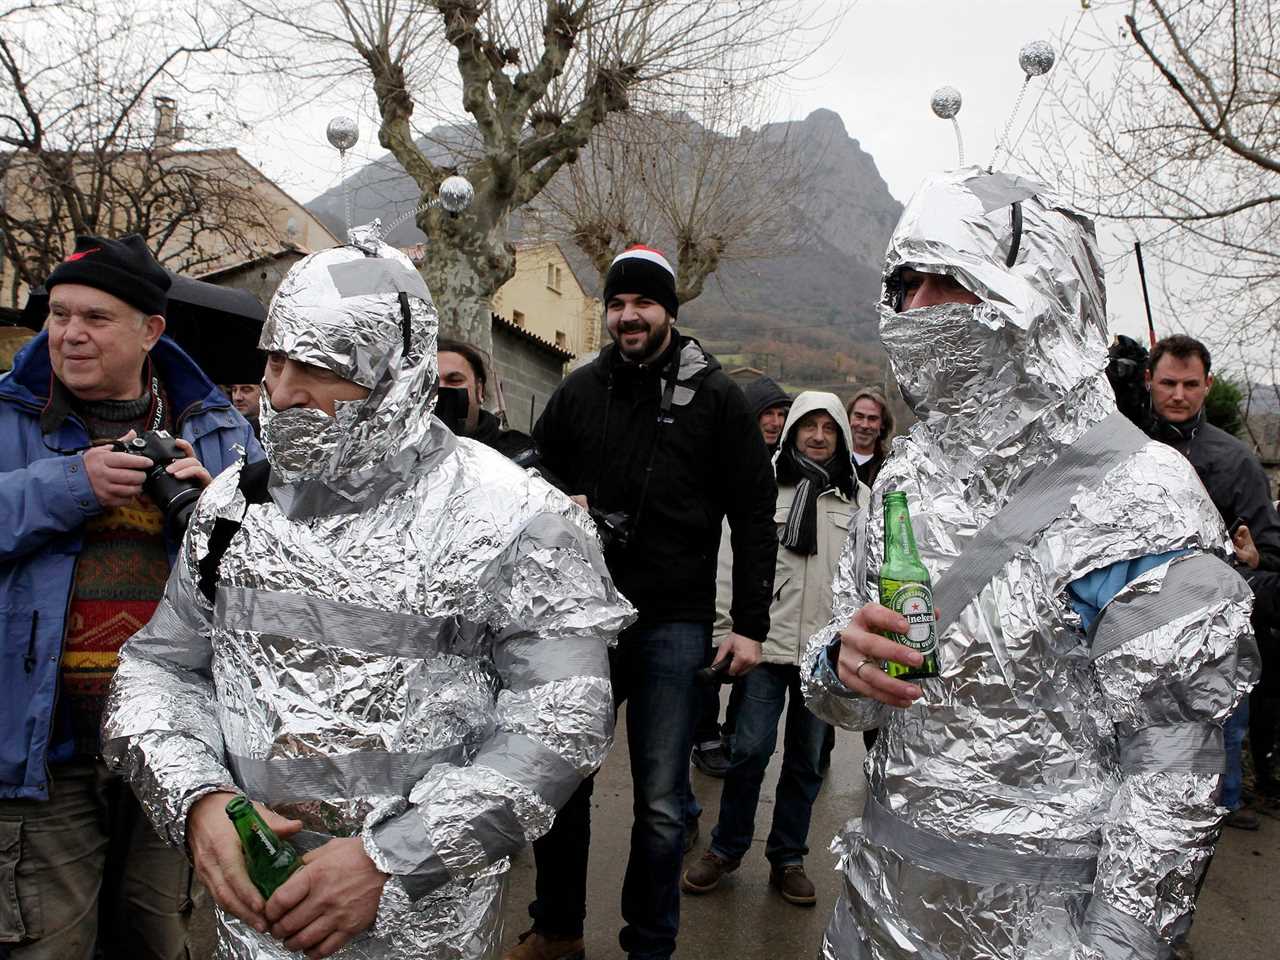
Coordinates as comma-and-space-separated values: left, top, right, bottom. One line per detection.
101, 225, 635, 960
802, 168, 1258, 960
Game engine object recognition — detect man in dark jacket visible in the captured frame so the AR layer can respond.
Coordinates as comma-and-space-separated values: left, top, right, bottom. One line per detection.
0, 235, 262, 958
691, 375, 793, 779
1146, 333, 1280, 827
437, 337, 546, 470
744, 375, 792, 453
508, 245, 777, 960
846, 387, 894, 489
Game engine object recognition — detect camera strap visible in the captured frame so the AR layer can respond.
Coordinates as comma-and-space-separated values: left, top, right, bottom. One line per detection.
630, 356, 679, 534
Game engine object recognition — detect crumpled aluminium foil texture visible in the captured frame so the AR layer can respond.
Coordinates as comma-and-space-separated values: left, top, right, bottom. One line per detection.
802, 168, 1258, 960
103, 233, 635, 959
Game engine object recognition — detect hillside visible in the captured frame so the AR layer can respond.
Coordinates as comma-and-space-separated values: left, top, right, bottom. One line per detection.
306, 109, 902, 394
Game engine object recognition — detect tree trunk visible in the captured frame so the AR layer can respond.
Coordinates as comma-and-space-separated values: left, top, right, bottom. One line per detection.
418, 197, 515, 358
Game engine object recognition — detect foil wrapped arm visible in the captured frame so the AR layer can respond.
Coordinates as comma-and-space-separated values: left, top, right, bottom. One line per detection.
101, 521, 237, 849
1080, 552, 1258, 957
363, 511, 634, 901
802, 517, 890, 732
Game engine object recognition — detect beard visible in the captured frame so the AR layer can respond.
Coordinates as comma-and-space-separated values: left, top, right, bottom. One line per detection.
613, 316, 672, 363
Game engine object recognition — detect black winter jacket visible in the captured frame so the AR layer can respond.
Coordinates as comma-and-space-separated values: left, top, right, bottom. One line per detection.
1151, 413, 1280, 684
533, 334, 778, 641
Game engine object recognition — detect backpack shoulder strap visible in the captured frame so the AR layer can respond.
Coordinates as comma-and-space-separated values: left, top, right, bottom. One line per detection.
196, 459, 271, 604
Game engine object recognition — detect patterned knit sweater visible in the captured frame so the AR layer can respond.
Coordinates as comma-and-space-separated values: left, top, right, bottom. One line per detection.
59, 386, 172, 756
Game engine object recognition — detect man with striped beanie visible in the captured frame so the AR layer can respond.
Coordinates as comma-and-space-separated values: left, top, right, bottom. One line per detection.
507, 245, 779, 960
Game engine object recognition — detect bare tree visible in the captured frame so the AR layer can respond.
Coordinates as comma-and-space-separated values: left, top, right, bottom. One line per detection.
1027, 0, 1280, 362
525, 72, 825, 306
0, 0, 284, 309
245, 0, 827, 354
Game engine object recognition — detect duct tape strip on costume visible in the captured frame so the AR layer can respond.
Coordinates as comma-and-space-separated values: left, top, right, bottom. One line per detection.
934, 411, 1149, 635
215, 585, 486, 659
1117, 723, 1223, 777
862, 795, 1097, 886
474, 730, 580, 810
1088, 552, 1242, 659
229, 747, 465, 806
1081, 898, 1164, 960
328, 258, 432, 301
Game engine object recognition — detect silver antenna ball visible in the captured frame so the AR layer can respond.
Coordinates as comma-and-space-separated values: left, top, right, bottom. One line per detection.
326, 116, 359, 152
931, 87, 962, 120
1018, 41, 1055, 79
439, 176, 475, 215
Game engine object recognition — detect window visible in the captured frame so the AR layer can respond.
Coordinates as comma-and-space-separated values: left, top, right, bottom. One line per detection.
547, 262, 562, 293
555, 266, 562, 289
512, 310, 526, 328
555, 330, 568, 348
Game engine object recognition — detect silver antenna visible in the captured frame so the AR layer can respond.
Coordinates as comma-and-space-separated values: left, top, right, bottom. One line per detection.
326, 116, 360, 232
990, 41, 1055, 170
930, 86, 964, 167
383, 175, 475, 238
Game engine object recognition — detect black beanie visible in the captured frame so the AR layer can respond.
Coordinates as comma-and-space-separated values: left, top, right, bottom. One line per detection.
603, 245, 679, 319
46, 234, 171, 317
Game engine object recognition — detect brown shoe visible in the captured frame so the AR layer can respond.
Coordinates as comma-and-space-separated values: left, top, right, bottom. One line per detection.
680, 849, 740, 894
769, 863, 817, 906
502, 928, 586, 960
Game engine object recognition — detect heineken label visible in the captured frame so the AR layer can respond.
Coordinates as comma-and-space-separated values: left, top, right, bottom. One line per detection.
884, 581, 937, 654
252, 826, 278, 856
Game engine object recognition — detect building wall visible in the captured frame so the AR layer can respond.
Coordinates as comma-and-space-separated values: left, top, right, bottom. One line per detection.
491, 321, 568, 434
491, 241, 601, 357
202, 251, 307, 306
0, 148, 336, 309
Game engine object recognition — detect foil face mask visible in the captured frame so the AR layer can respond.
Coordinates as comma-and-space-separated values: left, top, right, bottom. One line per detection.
257, 241, 441, 514
801, 167, 1257, 960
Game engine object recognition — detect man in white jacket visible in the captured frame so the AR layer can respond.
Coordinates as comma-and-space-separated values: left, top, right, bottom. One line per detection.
682, 391, 867, 906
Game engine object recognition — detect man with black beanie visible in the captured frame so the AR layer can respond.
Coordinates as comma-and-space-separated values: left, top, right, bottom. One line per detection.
0, 234, 262, 958
506, 245, 778, 960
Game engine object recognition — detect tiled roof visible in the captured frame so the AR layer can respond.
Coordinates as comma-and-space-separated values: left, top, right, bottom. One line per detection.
491, 311, 574, 360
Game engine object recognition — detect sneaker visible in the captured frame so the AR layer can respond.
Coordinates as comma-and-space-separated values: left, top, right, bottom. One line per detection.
1225, 806, 1260, 831
680, 850, 740, 894
502, 929, 586, 960
683, 816, 700, 855
769, 863, 817, 906
692, 742, 731, 778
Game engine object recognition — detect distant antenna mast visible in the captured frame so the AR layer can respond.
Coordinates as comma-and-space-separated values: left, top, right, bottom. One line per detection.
326, 116, 359, 233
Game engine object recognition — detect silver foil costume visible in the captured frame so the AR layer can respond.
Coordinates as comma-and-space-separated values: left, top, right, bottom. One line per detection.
802, 168, 1258, 960
102, 226, 635, 959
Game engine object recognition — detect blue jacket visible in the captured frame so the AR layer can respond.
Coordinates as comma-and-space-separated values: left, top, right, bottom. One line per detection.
0, 332, 264, 800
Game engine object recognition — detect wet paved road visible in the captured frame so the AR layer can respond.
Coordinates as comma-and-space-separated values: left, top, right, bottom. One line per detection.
192, 702, 1278, 958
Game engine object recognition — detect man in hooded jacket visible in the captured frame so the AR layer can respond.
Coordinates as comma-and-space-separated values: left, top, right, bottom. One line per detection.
101, 224, 634, 960
803, 168, 1257, 960
683, 391, 866, 906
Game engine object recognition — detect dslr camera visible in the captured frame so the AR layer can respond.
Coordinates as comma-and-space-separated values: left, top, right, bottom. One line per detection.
588, 506, 634, 556
111, 430, 203, 534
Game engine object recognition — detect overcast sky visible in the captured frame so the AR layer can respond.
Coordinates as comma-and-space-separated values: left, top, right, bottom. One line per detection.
239, 0, 1158, 346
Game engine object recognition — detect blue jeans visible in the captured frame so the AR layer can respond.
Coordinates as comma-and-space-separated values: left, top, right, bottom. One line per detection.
1223, 699, 1250, 810
529, 620, 708, 960
709, 663, 830, 866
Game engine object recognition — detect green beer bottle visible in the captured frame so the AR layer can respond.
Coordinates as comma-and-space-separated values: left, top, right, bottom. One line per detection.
878, 491, 940, 680
225, 795, 301, 898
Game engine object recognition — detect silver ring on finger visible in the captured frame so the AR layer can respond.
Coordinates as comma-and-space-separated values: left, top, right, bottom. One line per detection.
853, 656, 874, 679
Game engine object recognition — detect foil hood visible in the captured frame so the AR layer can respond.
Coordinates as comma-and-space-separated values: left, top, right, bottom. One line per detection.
258, 226, 447, 519
878, 167, 1110, 483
